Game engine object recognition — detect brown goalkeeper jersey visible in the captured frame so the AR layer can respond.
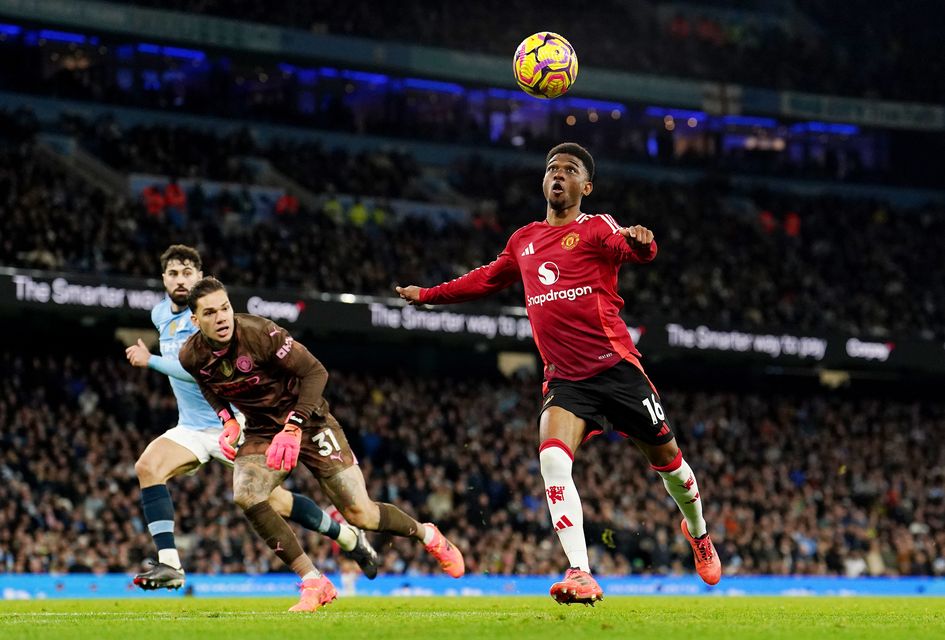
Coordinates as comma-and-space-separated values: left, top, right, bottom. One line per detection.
179, 313, 329, 436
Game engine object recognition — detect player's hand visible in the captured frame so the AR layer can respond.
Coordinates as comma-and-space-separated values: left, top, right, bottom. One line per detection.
395, 285, 422, 306
218, 418, 242, 461
125, 339, 152, 368
618, 225, 654, 251
266, 425, 302, 471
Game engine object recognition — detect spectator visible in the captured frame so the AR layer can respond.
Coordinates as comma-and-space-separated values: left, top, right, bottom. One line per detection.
142, 184, 165, 219
164, 178, 187, 229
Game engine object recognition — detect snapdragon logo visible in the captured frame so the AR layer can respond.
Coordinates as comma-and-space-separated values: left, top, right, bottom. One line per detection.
527, 286, 593, 307
537, 262, 560, 286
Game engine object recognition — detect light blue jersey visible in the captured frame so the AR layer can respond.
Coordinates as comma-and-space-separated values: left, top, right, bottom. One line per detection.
150, 297, 220, 430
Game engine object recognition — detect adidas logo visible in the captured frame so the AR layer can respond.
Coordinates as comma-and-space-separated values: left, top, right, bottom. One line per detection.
554, 515, 573, 531
521, 242, 535, 256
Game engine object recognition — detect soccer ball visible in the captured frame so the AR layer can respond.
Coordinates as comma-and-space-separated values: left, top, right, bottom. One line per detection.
512, 32, 579, 99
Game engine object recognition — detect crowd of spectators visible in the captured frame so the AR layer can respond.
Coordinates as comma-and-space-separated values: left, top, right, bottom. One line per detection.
58, 116, 425, 200
1, 350, 943, 577
123, 0, 945, 103
3, 132, 944, 341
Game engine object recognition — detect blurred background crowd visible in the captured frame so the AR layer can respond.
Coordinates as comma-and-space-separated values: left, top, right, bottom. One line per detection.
3, 118, 944, 340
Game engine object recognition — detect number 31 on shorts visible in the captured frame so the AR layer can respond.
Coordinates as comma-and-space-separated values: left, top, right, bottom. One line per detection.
311, 429, 341, 456
641, 394, 665, 425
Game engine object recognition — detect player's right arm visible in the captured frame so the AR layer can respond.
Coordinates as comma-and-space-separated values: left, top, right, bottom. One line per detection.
125, 338, 196, 382
396, 236, 521, 305
179, 339, 242, 459
177, 340, 227, 416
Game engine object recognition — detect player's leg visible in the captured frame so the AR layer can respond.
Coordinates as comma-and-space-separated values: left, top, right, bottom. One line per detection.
539, 406, 603, 605
267, 486, 379, 579
318, 465, 463, 577
200, 412, 377, 576
233, 448, 336, 612
632, 436, 720, 585
133, 434, 202, 589
306, 415, 464, 578
539, 406, 590, 571
610, 362, 721, 585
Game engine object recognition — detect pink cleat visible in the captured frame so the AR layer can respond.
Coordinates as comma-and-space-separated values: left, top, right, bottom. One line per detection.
288, 575, 338, 612
423, 523, 465, 578
681, 519, 722, 586
550, 568, 603, 606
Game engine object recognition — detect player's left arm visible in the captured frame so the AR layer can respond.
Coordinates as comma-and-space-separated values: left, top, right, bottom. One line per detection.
263, 324, 328, 420
264, 324, 328, 471
598, 215, 658, 264
125, 338, 196, 382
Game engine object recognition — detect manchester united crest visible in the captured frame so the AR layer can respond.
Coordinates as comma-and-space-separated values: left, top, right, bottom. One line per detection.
561, 232, 581, 250
220, 359, 234, 377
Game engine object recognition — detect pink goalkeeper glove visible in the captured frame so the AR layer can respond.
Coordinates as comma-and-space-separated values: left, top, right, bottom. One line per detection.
266, 411, 304, 471
217, 410, 241, 461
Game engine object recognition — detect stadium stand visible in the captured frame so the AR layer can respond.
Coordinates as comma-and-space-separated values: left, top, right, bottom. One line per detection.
123, 0, 945, 102
3, 119, 944, 340
2, 352, 942, 577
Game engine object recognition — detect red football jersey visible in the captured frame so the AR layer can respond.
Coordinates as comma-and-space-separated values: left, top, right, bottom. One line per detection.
419, 213, 657, 383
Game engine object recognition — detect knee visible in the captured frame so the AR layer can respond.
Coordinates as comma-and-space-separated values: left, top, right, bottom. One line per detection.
648, 443, 681, 470
135, 453, 164, 486
233, 484, 269, 512
339, 502, 378, 530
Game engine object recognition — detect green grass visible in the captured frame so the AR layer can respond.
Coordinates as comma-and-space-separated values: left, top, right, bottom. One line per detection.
1, 597, 944, 640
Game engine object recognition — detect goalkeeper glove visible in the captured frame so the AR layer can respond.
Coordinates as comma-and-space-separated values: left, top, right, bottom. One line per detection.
266, 411, 304, 471
217, 409, 242, 461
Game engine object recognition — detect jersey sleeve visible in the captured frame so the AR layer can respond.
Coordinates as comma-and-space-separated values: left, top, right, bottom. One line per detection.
265, 323, 328, 421
595, 214, 658, 264
419, 235, 521, 304
147, 354, 195, 382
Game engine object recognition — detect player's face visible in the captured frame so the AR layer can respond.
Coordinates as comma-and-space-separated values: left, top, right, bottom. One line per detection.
192, 289, 235, 344
162, 259, 202, 307
543, 154, 593, 211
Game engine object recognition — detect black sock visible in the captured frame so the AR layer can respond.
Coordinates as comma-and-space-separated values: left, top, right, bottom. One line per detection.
140, 484, 177, 553
288, 493, 341, 540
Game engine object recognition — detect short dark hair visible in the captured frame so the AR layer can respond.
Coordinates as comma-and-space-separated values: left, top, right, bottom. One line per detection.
546, 143, 595, 181
160, 244, 202, 272
187, 276, 227, 312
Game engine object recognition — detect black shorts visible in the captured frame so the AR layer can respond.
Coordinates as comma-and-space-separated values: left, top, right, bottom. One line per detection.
539, 360, 675, 446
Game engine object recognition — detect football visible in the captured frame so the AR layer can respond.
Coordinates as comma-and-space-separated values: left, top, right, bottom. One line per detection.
512, 32, 579, 99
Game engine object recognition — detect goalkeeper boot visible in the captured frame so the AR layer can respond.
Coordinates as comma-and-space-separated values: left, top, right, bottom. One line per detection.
288, 575, 338, 612
342, 527, 379, 579
681, 519, 721, 586
423, 523, 465, 578
550, 568, 603, 606
134, 561, 185, 590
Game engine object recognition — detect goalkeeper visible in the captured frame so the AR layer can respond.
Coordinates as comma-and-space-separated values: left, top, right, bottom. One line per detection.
125, 245, 377, 591
179, 276, 465, 612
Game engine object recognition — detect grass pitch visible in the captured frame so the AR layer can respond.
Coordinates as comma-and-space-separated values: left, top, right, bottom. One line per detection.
1, 596, 943, 640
